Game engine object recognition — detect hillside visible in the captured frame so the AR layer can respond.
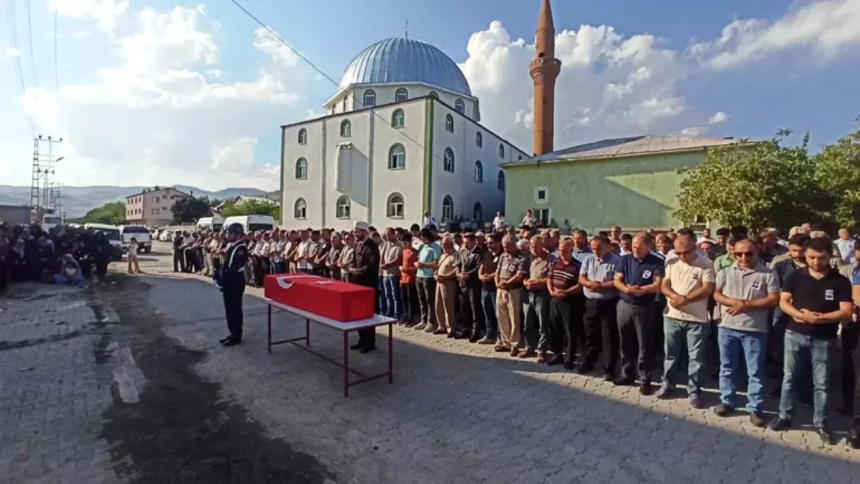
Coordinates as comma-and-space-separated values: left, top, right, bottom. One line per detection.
0, 185, 277, 217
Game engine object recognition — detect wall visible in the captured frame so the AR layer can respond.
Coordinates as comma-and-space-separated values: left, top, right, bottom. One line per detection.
504, 151, 708, 233
126, 188, 188, 226
0, 205, 31, 226
328, 83, 480, 121
429, 99, 528, 224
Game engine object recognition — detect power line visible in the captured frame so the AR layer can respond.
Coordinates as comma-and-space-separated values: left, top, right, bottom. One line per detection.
53, 7, 58, 91
5, 0, 36, 132
229, 0, 510, 180
24, 0, 37, 88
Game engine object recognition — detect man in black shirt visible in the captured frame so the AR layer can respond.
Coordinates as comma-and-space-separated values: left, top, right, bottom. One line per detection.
457, 233, 485, 343
349, 221, 380, 353
769, 237, 853, 444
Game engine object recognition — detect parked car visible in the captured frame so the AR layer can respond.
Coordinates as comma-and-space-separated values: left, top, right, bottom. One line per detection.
221, 215, 274, 233
158, 230, 173, 242
119, 225, 152, 253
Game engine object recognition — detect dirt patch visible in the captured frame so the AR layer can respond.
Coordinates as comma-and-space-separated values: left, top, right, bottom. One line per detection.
97, 276, 335, 484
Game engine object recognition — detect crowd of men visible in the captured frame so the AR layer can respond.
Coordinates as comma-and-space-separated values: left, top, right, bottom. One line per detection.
0, 222, 118, 291
190, 216, 860, 447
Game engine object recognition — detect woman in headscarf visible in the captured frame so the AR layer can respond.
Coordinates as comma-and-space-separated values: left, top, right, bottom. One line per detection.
8, 238, 28, 282
54, 253, 87, 287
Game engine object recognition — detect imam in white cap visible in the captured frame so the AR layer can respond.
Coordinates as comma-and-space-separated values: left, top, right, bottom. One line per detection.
353, 221, 369, 231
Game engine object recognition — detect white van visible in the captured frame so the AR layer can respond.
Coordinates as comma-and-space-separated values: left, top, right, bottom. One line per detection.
41, 213, 63, 230
84, 223, 123, 261
118, 225, 153, 253
196, 216, 224, 232
222, 215, 275, 233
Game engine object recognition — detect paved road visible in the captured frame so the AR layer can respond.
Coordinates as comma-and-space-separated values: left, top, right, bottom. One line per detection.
2, 241, 860, 483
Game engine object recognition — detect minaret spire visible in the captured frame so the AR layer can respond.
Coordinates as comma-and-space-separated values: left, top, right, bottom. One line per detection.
530, 0, 561, 156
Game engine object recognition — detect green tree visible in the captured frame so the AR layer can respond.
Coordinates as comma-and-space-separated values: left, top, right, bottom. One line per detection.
674, 130, 820, 233
814, 127, 860, 231
220, 199, 280, 220
171, 196, 212, 224
74, 201, 127, 225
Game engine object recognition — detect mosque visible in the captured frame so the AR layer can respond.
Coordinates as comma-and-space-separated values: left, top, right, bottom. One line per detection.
277, 1, 563, 230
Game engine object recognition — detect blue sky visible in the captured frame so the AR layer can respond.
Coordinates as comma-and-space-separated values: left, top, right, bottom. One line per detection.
2, 0, 859, 190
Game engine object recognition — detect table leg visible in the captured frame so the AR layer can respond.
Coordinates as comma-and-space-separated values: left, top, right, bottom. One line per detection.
267, 304, 272, 354
306, 318, 311, 347
388, 323, 394, 384
343, 331, 350, 398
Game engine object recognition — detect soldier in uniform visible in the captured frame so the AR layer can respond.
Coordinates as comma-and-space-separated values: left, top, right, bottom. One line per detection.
348, 221, 380, 353
215, 223, 248, 347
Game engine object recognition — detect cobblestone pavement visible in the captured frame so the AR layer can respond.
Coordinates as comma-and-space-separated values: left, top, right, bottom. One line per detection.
4, 242, 860, 483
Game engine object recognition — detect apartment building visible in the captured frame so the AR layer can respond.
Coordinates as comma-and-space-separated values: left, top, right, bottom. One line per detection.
125, 187, 190, 227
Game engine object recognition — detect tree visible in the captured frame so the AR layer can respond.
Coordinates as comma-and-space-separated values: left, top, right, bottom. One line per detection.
674, 130, 820, 233
814, 127, 860, 231
73, 201, 127, 225
171, 196, 211, 224
220, 199, 280, 220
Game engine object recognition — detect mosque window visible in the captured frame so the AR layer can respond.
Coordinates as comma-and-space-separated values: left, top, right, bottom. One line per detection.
392, 109, 405, 128
340, 120, 351, 138
443, 148, 455, 173
473, 202, 483, 222
387, 193, 404, 219
294, 198, 307, 219
389, 144, 406, 170
476, 132, 483, 148
498, 143, 505, 158
497, 171, 505, 191
455, 99, 465, 114
295, 158, 308, 180
298, 128, 307, 145
445, 114, 454, 132
395, 88, 408, 103
363, 89, 376, 108
474, 161, 483, 183
336, 196, 351, 219
442, 196, 454, 222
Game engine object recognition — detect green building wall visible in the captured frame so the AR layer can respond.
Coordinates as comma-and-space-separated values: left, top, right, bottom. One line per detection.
504, 151, 708, 233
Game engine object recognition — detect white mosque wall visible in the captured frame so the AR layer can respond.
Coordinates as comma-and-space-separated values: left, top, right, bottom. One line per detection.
327, 83, 479, 121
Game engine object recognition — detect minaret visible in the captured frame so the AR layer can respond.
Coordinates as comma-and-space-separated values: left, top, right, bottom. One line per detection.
529, 0, 561, 156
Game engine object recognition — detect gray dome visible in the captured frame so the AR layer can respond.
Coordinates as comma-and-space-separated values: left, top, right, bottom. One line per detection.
339, 38, 472, 96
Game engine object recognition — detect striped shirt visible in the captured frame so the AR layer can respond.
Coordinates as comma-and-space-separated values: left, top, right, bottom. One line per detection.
550, 257, 581, 292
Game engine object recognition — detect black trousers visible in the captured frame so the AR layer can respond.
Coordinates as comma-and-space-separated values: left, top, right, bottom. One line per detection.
184, 250, 195, 272
459, 284, 484, 335
617, 299, 657, 383
549, 295, 585, 363
401, 282, 418, 323
842, 321, 859, 419
417, 277, 437, 327
173, 249, 184, 272
222, 283, 245, 340
357, 278, 380, 346
582, 297, 620, 375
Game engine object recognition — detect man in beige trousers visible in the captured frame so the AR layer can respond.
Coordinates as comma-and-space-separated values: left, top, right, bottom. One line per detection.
495, 235, 528, 355
434, 236, 460, 336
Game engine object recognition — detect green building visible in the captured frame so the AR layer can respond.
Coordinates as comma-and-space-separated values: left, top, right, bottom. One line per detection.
501, 135, 751, 233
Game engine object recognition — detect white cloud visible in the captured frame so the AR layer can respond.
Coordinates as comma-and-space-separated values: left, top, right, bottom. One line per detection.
254, 27, 300, 68
13, 4, 304, 190
691, 0, 860, 68
708, 111, 729, 125
6, 47, 21, 57
459, 21, 686, 152
677, 126, 708, 137
49, 0, 130, 34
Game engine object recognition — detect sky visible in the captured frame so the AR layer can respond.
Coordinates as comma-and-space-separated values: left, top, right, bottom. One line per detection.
1, 0, 859, 191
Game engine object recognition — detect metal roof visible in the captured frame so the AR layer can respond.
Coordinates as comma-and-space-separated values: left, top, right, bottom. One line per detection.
511, 135, 748, 165
339, 38, 472, 96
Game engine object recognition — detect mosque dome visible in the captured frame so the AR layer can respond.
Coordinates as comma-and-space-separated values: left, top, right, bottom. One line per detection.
339, 38, 472, 97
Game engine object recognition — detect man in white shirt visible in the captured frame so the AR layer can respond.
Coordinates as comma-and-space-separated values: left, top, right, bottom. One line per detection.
836, 228, 855, 266
295, 230, 312, 273
423, 212, 437, 229
492, 211, 507, 231
521, 210, 537, 228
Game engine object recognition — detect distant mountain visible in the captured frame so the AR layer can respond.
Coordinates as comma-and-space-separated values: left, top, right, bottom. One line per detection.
0, 185, 276, 217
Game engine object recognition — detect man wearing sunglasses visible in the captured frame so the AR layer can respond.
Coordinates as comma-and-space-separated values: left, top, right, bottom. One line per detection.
712, 239, 780, 427
657, 233, 716, 408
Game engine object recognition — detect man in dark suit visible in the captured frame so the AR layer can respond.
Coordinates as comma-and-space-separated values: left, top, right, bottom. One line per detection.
215, 223, 248, 347
348, 220, 380, 353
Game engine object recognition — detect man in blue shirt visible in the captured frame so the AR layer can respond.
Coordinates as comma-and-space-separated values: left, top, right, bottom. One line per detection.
579, 235, 622, 380
613, 233, 665, 395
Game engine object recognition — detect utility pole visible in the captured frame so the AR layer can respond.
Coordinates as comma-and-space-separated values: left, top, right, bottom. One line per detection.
29, 135, 63, 219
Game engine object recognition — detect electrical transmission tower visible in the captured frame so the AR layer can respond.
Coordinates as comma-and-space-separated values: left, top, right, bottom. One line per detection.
30, 135, 63, 217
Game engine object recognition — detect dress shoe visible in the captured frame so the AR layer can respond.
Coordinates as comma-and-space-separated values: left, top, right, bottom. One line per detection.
614, 377, 635, 387
546, 355, 565, 366
815, 426, 834, 446
454, 332, 469, 340
517, 349, 537, 359
654, 384, 674, 400
563, 361, 575, 371
223, 338, 242, 347
639, 382, 653, 396
712, 404, 734, 418
602, 373, 614, 382
478, 336, 497, 345
689, 393, 704, 409
510, 347, 520, 357
767, 418, 791, 432
350, 342, 366, 350
576, 364, 593, 375
359, 344, 377, 354
494, 345, 509, 353
468, 334, 480, 343
749, 412, 767, 428
849, 428, 860, 449
219, 335, 233, 345
433, 328, 448, 335
536, 352, 547, 364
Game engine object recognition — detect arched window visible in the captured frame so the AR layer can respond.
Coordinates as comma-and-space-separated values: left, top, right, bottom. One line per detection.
389, 144, 406, 170
395, 88, 408, 103
294, 198, 307, 219
474, 161, 483, 183
363, 89, 376, 108
498, 143, 505, 158
455, 99, 465, 114
340, 120, 351, 137
443, 148, 455, 173
476, 132, 483, 148
429, 91, 439, 100
473, 202, 483, 222
295, 158, 308, 180
298, 129, 307, 145
336, 196, 351, 219
387, 193, 405, 219
442, 195, 454, 222
497, 170, 505, 191
392, 109, 405, 128
445, 114, 454, 132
